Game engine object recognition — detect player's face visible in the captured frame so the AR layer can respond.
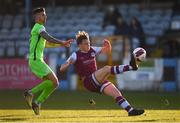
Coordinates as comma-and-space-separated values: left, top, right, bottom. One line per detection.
79, 39, 90, 52
38, 11, 47, 24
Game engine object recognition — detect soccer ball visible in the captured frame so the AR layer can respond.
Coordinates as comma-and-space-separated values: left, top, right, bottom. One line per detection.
133, 47, 146, 62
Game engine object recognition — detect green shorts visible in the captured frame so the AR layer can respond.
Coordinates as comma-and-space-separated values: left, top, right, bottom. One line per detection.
29, 59, 53, 78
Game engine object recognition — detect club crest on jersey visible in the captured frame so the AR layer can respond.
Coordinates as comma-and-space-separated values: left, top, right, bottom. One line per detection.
91, 52, 95, 57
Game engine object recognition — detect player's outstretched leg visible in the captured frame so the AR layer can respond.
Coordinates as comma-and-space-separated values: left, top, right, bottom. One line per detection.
94, 54, 140, 82
110, 53, 140, 75
102, 83, 144, 116
23, 91, 33, 108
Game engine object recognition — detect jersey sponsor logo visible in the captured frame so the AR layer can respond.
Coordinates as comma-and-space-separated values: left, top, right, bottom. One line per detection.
91, 52, 95, 57
83, 59, 95, 65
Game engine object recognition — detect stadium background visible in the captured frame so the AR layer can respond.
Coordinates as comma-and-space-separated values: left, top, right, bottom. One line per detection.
0, 0, 180, 112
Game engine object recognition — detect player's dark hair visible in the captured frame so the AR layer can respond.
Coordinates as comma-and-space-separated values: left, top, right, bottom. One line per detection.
32, 7, 45, 15
76, 31, 89, 45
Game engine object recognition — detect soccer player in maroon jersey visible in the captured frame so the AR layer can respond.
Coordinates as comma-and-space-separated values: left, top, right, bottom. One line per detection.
60, 31, 144, 116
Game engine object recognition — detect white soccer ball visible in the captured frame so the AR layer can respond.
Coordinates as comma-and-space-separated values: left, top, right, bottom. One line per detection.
133, 47, 146, 62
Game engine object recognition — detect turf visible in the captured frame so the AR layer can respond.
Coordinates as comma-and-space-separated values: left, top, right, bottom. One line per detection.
0, 90, 180, 122
0, 109, 180, 122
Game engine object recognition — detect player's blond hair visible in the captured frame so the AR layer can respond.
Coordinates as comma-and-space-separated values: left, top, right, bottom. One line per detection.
76, 31, 89, 45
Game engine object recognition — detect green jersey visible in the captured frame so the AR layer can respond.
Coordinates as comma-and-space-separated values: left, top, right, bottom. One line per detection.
29, 23, 46, 60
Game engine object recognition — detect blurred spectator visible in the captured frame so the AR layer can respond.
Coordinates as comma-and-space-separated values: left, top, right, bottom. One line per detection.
129, 16, 145, 49
172, 0, 180, 16
171, 0, 180, 30
102, 6, 122, 29
114, 16, 130, 36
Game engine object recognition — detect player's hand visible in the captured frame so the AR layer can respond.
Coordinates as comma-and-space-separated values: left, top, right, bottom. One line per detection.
103, 39, 110, 46
103, 39, 112, 52
63, 39, 74, 47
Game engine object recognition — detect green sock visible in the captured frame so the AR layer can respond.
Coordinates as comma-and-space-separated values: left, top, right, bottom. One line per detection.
31, 80, 49, 94
36, 80, 55, 104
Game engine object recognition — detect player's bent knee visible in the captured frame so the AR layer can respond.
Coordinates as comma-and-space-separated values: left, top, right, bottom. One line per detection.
55, 80, 60, 88
52, 79, 59, 88
103, 65, 111, 72
55, 81, 59, 88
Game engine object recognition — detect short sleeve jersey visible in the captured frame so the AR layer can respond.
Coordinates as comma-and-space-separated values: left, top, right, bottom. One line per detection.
67, 46, 102, 78
29, 23, 46, 60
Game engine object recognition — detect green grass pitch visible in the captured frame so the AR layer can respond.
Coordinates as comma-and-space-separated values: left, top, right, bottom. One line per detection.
0, 90, 180, 122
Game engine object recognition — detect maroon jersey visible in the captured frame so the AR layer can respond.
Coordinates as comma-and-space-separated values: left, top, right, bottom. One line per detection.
67, 47, 101, 79
75, 48, 97, 78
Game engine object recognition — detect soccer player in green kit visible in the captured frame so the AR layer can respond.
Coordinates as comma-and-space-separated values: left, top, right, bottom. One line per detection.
23, 7, 73, 115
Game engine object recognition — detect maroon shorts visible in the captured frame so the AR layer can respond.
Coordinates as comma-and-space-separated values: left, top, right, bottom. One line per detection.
83, 73, 111, 93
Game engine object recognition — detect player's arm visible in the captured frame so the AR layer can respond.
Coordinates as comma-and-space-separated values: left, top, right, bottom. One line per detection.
40, 31, 73, 48
100, 39, 112, 54
60, 58, 74, 72
45, 41, 62, 48
60, 52, 76, 72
